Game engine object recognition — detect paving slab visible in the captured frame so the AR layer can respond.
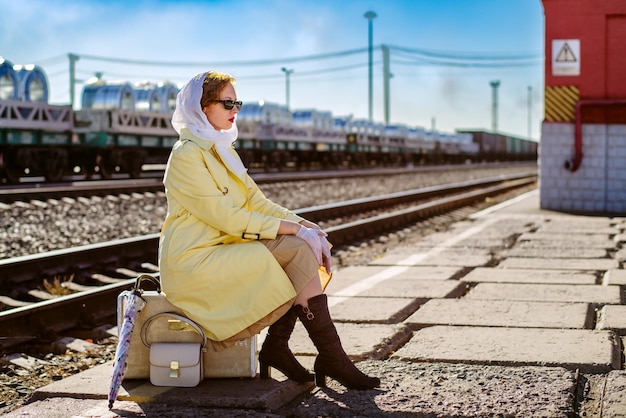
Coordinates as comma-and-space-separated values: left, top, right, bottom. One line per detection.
22, 359, 313, 412
326, 296, 422, 324
372, 251, 492, 267
461, 267, 597, 284
288, 322, 412, 361
597, 305, 626, 334
498, 256, 619, 270
605, 269, 626, 285
517, 233, 615, 248
536, 225, 619, 234
330, 277, 465, 300
534, 218, 617, 229
503, 245, 608, 259
602, 371, 626, 417
118, 375, 311, 411
405, 299, 591, 329
465, 282, 622, 304
394, 240, 500, 250
407, 231, 527, 249
325, 265, 464, 297
517, 234, 616, 250
421, 218, 533, 240
372, 243, 494, 257
392, 326, 620, 373
329, 265, 463, 285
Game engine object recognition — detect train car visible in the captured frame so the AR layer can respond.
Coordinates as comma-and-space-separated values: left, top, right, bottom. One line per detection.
404, 126, 435, 166
0, 57, 75, 182
0, 58, 538, 183
69, 79, 179, 179
290, 109, 346, 169
457, 129, 538, 162
236, 101, 307, 170
383, 124, 412, 166
0, 66, 180, 182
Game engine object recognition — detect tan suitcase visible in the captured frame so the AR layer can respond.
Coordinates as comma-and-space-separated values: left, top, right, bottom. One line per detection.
117, 275, 257, 380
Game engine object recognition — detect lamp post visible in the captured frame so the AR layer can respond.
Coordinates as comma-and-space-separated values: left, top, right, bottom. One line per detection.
490, 80, 500, 132
382, 44, 390, 124
68, 53, 80, 109
364, 11, 377, 122
527, 85, 532, 139
281, 67, 294, 110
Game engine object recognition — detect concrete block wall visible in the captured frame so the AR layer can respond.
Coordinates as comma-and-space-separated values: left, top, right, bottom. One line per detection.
540, 122, 626, 214
607, 125, 626, 213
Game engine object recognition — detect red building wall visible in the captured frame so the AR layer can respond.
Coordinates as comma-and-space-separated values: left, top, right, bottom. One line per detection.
543, 0, 626, 98
540, 0, 626, 214
542, 0, 626, 124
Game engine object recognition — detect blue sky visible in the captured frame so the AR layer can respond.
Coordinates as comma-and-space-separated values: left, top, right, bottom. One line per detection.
0, 0, 545, 140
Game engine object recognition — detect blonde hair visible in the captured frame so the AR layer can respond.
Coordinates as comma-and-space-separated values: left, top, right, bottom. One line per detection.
201, 71, 236, 108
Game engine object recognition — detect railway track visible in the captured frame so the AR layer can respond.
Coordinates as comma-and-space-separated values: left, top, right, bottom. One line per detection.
0, 163, 530, 204
0, 173, 536, 352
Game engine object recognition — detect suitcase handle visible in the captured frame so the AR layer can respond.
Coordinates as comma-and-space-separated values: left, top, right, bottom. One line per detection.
140, 312, 208, 349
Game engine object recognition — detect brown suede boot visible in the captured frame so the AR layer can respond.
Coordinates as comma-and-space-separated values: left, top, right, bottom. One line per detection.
296, 294, 380, 390
259, 306, 314, 382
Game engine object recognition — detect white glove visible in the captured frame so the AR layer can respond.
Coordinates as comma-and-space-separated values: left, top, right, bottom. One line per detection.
296, 226, 325, 265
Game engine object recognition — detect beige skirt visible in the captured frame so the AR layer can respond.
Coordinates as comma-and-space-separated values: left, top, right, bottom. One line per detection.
210, 234, 320, 350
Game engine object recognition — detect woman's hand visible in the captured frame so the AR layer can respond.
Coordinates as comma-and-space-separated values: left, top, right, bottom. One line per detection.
296, 226, 326, 265
298, 221, 331, 272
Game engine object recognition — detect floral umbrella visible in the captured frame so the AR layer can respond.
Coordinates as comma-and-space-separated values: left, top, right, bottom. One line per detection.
108, 284, 147, 409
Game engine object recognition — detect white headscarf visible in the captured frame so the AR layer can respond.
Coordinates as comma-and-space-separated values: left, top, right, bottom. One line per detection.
171, 71, 246, 178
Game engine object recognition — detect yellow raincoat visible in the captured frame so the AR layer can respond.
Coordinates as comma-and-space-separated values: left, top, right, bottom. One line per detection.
159, 128, 306, 341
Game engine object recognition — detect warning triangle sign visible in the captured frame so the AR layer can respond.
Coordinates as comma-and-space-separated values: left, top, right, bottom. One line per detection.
556, 43, 577, 62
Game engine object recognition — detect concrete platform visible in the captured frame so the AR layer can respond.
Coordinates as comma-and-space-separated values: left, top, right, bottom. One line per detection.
7, 190, 626, 417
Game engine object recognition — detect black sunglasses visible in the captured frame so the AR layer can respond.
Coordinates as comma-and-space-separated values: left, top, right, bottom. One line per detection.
209, 99, 243, 110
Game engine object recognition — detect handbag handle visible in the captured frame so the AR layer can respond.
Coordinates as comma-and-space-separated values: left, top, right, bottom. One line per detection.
134, 274, 161, 294
140, 312, 208, 349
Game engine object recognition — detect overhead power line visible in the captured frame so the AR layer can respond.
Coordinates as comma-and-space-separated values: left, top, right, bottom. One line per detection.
73, 48, 369, 68
392, 57, 540, 68
388, 44, 540, 61
72, 44, 541, 78
71, 44, 540, 83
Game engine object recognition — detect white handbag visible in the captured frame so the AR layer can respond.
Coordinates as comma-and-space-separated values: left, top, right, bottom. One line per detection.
141, 312, 207, 387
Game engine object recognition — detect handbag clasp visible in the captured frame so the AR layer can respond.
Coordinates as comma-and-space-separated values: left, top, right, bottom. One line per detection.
170, 361, 180, 378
